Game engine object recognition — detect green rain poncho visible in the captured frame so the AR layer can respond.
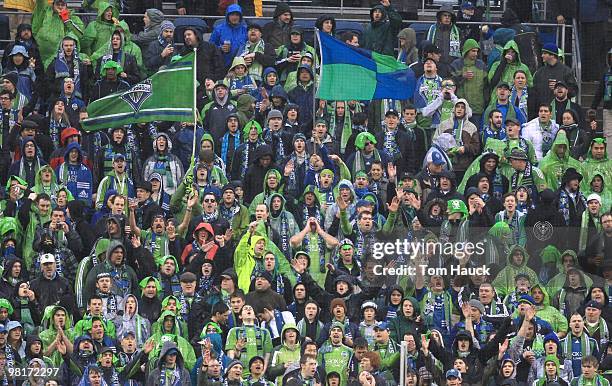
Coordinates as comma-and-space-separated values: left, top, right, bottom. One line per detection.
39, 305, 75, 367
21, 195, 51, 269
80, 2, 119, 55
32, 0, 84, 68
538, 130, 582, 190
146, 332, 196, 371
546, 249, 593, 296
491, 245, 539, 297
151, 308, 188, 340
488, 40, 533, 94
31, 165, 60, 198
91, 21, 144, 73
584, 172, 612, 213
581, 138, 612, 193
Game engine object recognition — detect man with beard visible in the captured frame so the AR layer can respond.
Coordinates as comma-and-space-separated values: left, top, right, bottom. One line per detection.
549, 81, 583, 126
583, 212, 612, 274
181, 27, 224, 91
263, 109, 292, 162
507, 148, 546, 199
560, 313, 599, 377
464, 151, 509, 202
145, 20, 176, 73
59, 335, 98, 385
35, 231, 79, 284
9, 137, 45, 188
130, 181, 163, 230
236, 23, 277, 84
375, 109, 412, 178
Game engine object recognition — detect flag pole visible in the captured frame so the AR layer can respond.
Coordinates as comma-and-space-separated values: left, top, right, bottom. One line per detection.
191, 47, 198, 164
313, 29, 321, 156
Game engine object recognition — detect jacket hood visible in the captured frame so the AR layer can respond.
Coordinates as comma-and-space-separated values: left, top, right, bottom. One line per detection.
479, 150, 500, 171
548, 129, 571, 161
267, 192, 286, 217
229, 55, 247, 72
236, 95, 256, 115
252, 144, 274, 164
35, 165, 57, 187
397, 28, 417, 50
462, 38, 479, 57
154, 132, 173, 152
506, 245, 530, 268
454, 98, 473, 119
158, 341, 184, 369
193, 222, 215, 241
280, 323, 300, 345
20, 136, 38, 159
438, 170, 457, 190
123, 294, 139, 315
269, 84, 289, 102
296, 64, 314, 83
300, 185, 321, 206
530, 283, 551, 306
586, 138, 609, 161
436, 5, 456, 23
64, 142, 84, 163
145, 9, 164, 26
337, 179, 356, 201
225, 4, 243, 22
273, 2, 293, 20
401, 296, 420, 318
370, 4, 388, 22
263, 168, 282, 194
502, 40, 522, 63
452, 329, 473, 353
42, 305, 72, 331
249, 235, 267, 258
263, 67, 278, 87
105, 240, 126, 262
95, 2, 118, 22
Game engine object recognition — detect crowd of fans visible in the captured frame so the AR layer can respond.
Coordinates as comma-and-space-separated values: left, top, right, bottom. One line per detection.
0, 0, 608, 385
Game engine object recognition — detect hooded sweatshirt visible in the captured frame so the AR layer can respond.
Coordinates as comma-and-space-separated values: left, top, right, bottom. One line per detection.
488, 40, 533, 94
451, 38, 489, 113
209, 4, 248, 67
362, 4, 402, 56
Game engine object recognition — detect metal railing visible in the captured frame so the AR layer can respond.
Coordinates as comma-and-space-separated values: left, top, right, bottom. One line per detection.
572, 19, 582, 104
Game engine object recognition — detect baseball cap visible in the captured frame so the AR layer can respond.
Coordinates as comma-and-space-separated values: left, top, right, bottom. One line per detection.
113, 153, 126, 162
431, 151, 445, 166
40, 253, 55, 264
446, 369, 462, 380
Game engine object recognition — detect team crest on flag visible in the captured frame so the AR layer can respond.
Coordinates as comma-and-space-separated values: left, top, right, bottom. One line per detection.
121, 79, 153, 112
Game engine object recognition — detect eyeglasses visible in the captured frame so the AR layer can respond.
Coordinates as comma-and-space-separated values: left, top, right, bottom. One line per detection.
364, 141, 373, 146
203, 198, 216, 203
0, 97, 10, 100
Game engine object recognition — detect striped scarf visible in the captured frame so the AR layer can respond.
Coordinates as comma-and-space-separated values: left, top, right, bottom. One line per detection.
220, 132, 241, 165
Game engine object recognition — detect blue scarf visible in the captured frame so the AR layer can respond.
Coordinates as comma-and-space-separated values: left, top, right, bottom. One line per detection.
54, 51, 82, 98
220, 132, 241, 165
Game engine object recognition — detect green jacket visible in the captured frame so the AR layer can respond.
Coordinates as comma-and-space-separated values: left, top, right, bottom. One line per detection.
21, 199, 50, 269
539, 130, 583, 190
32, 0, 84, 69
528, 284, 568, 335
362, 4, 402, 57
458, 138, 511, 193
91, 20, 144, 73
451, 39, 489, 113
147, 332, 196, 371
267, 324, 301, 385
388, 297, 420, 342
39, 305, 75, 367
491, 245, 539, 297
81, 2, 119, 55
488, 40, 533, 93
248, 169, 283, 215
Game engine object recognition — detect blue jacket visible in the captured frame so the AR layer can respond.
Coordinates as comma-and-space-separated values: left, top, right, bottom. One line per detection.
56, 142, 94, 206
209, 4, 248, 67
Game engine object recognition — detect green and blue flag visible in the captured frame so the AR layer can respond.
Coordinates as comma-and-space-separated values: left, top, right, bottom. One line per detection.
82, 53, 196, 132
317, 31, 415, 101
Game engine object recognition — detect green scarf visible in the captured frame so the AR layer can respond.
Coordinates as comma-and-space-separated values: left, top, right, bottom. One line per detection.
579, 211, 601, 252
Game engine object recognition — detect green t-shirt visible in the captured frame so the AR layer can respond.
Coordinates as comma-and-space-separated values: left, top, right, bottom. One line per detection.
226, 325, 273, 375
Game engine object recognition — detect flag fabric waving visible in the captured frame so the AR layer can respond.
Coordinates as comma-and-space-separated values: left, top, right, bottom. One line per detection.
317, 31, 416, 101
81, 53, 196, 132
